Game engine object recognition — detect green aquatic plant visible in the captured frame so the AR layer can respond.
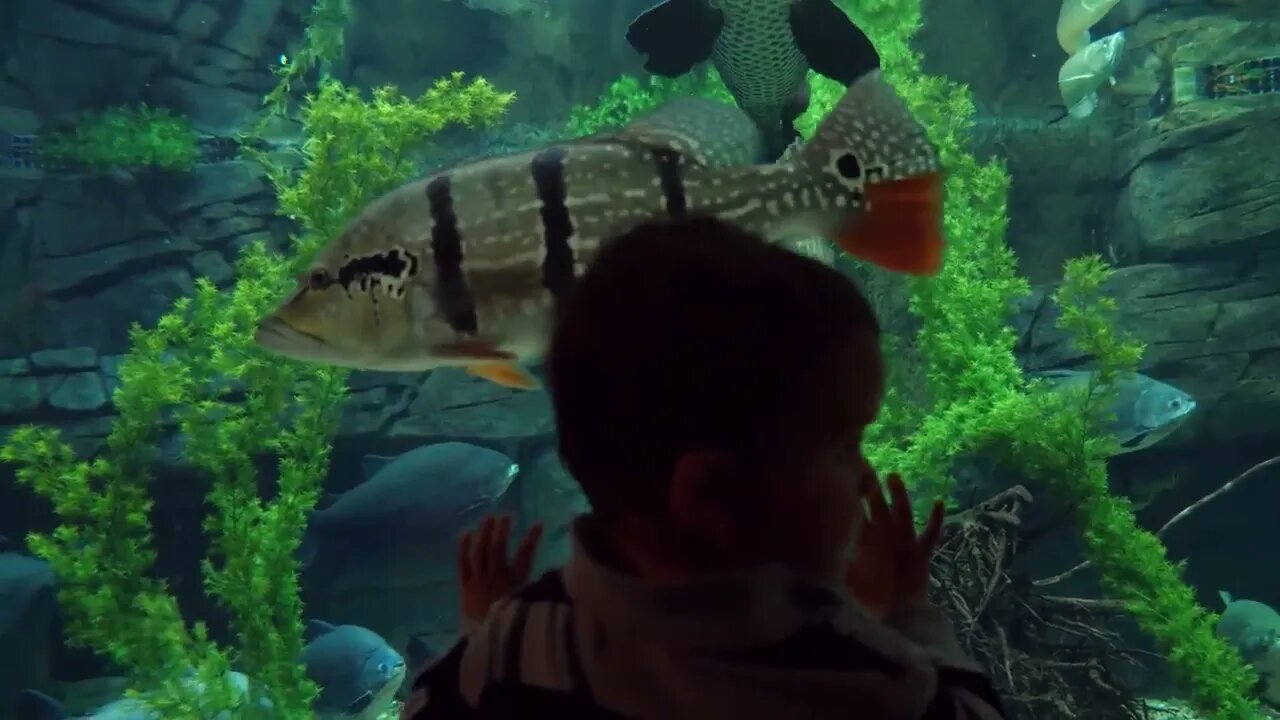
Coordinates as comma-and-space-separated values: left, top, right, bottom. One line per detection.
266, 73, 516, 267
567, 1, 1261, 715
1, 73, 514, 717
38, 104, 200, 170
263, 0, 355, 117
1035, 258, 1259, 717
566, 68, 732, 137
816, 1, 1259, 715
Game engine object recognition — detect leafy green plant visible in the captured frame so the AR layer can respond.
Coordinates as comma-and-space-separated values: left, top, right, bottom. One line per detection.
38, 105, 200, 170
565, 0, 1260, 714
566, 68, 732, 137
262, 0, 355, 117
4, 51, 514, 720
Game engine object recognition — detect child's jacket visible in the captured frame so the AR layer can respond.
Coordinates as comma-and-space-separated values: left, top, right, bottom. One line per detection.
401, 517, 1006, 719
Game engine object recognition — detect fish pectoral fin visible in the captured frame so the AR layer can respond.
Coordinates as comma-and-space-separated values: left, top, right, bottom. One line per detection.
466, 362, 541, 391
346, 690, 374, 714
1118, 429, 1150, 450
626, 0, 723, 77
790, 0, 881, 86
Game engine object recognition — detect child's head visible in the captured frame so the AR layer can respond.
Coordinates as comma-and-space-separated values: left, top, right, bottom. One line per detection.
547, 217, 883, 586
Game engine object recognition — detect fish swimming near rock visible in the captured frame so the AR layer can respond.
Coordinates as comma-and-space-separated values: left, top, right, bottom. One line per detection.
1032, 369, 1195, 454
254, 70, 942, 389
1056, 0, 1123, 55
14, 672, 255, 720
304, 619, 406, 720
625, 0, 881, 161
14, 620, 404, 720
0, 549, 58, 718
1217, 591, 1280, 707
1058, 30, 1127, 118
299, 442, 520, 592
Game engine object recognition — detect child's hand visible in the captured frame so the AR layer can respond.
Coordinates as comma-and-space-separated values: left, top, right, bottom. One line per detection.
845, 473, 944, 621
458, 515, 544, 624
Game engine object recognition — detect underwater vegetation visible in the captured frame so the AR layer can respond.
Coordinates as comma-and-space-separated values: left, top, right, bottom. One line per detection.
1, 1, 513, 716
568, 1, 1260, 717
0, 0, 1266, 719
36, 105, 201, 171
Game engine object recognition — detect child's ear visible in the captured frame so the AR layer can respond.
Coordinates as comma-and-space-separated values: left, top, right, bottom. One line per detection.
668, 449, 739, 544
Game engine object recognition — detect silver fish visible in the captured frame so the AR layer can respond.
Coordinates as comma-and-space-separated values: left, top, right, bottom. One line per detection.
1033, 369, 1195, 454
1058, 30, 1127, 118
303, 620, 406, 720
254, 70, 942, 389
1217, 591, 1280, 707
1056, 0, 1123, 54
626, 0, 881, 161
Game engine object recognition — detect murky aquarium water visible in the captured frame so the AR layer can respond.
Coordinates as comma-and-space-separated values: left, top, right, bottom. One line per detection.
0, 0, 1278, 718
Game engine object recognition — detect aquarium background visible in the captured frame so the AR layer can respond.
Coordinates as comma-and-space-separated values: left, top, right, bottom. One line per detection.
0, 0, 1278, 718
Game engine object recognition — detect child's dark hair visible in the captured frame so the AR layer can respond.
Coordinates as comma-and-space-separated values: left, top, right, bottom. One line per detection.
547, 216, 879, 520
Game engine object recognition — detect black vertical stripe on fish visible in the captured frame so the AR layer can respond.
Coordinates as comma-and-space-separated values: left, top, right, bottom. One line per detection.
425, 174, 478, 335
651, 149, 688, 218
530, 148, 578, 302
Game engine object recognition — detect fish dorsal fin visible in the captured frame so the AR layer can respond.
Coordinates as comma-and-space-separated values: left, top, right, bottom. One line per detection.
304, 619, 338, 643
1220, 590, 1234, 607
360, 454, 396, 480
14, 690, 66, 720
586, 97, 766, 168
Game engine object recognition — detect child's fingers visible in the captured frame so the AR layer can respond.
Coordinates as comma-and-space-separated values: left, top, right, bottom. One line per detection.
457, 531, 474, 583
863, 473, 892, 527
473, 515, 496, 576
488, 515, 512, 574
512, 523, 544, 581
918, 500, 945, 557
885, 474, 915, 546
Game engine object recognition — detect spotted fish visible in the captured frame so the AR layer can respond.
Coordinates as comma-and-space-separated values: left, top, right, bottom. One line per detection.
254, 70, 942, 390
626, 0, 880, 162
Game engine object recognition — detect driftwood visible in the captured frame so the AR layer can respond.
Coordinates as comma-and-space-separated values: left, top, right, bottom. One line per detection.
1035, 455, 1280, 588
930, 486, 1150, 719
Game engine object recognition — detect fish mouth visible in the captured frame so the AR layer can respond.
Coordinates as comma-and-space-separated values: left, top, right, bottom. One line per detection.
254, 316, 328, 356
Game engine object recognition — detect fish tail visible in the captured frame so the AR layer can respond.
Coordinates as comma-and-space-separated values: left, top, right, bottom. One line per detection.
790, 70, 945, 276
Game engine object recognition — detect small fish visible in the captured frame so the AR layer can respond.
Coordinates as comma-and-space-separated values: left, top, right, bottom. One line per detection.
1217, 591, 1280, 707
254, 70, 942, 388
14, 673, 254, 720
1033, 369, 1195, 454
1057, 30, 1127, 118
304, 620, 406, 720
625, 0, 881, 161
299, 442, 520, 589
1056, 0, 1123, 55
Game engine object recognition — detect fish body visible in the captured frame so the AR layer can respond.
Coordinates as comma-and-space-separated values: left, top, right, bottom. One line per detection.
1033, 369, 1195, 454
1058, 30, 1127, 118
1217, 591, 1280, 707
14, 673, 253, 720
255, 70, 942, 386
304, 620, 406, 720
1056, 0, 1123, 54
626, 0, 881, 161
300, 442, 520, 586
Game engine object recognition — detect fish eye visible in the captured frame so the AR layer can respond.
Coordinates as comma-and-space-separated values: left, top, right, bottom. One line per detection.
308, 269, 331, 290
835, 152, 862, 179
1168, 398, 1182, 409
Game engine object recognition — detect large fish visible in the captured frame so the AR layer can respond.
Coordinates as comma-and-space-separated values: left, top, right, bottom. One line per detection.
303, 620, 406, 720
14, 673, 256, 720
1056, 0, 1123, 55
626, 0, 881, 161
1057, 30, 1127, 118
299, 442, 520, 590
1033, 369, 1195, 454
254, 70, 942, 389
1217, 591, 1280, 707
